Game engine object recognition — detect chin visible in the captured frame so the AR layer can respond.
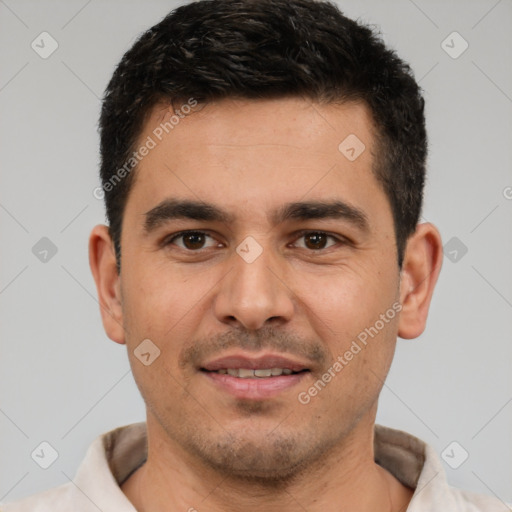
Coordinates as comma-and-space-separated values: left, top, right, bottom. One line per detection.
182, 428, 333, 485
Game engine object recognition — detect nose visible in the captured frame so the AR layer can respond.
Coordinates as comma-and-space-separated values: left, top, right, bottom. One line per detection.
212, 241, 295, 331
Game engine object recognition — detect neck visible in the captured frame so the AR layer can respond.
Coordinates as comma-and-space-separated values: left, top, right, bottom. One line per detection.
121, 412, 413, 512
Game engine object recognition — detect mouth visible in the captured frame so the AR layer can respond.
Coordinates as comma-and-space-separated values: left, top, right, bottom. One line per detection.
202, 367, 308, 378
200, 354, 311, 399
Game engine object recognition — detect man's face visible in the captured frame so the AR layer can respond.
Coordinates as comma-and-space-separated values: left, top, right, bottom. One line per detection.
118, 98, 401, 479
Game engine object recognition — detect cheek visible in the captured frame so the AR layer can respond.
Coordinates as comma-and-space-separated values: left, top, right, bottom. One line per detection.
293, 266, 397, 344
120, 262, 217, 359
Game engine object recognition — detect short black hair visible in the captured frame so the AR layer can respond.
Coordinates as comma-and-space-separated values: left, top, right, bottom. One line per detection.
99, 0, 427, 271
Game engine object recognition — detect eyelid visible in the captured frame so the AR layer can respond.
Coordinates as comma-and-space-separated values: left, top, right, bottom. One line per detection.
163, 230, 222, 249
290, 230, 347, 249
163, 229, 350, 251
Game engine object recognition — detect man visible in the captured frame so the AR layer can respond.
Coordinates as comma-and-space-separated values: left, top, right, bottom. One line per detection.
2, 0, 508, 510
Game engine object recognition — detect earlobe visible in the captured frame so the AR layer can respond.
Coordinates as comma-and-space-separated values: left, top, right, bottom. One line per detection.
88, 224, 126, 344
398, 223, 443, 340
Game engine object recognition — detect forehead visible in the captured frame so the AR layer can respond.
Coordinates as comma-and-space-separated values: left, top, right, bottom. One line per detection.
147, 97, 375, 155
124, 97, 390, 230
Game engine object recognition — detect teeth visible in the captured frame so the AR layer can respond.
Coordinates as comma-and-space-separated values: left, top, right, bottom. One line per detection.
254, 369, 272, 377
215, 368, 296, 378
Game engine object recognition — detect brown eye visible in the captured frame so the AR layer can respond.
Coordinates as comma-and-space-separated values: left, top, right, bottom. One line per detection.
293, 231, 340, 251
182, 232, 206, 249
303, 232, 328, 250
167, 231, 218, 250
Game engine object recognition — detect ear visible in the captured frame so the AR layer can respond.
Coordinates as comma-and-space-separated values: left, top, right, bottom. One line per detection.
88, 224, 125, 344
398, 223, 443, 339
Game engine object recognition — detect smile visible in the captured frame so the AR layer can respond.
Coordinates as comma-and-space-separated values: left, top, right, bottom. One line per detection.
207, 368, 305, 378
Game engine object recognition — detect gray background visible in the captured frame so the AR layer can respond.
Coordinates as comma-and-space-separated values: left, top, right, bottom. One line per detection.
1, 0, 511, 505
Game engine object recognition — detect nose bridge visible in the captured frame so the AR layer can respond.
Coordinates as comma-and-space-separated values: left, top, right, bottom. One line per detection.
213, 237, 294, 330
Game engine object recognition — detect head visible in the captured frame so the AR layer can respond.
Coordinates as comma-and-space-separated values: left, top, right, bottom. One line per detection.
90, 0, 442, 483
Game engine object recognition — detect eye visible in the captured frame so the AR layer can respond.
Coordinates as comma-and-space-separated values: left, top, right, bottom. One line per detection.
165, 231, 221, 250
292, 231, 340, 250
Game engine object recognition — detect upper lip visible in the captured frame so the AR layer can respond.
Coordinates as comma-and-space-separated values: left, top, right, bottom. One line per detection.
201, 353, 310, 372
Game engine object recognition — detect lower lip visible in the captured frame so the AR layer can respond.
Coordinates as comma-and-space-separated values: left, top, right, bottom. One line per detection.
202, 371, 308, 400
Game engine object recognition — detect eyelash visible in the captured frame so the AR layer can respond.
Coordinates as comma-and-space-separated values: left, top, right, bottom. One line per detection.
163, 230, 347, 252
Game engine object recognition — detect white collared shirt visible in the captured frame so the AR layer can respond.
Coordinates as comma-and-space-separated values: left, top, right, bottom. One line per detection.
1, 423, 509, 511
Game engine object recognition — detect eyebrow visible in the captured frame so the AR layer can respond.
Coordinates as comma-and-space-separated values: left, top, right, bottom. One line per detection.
143, 198, 369, 233
271, 200, 369, 231
144, 199, 234, 232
